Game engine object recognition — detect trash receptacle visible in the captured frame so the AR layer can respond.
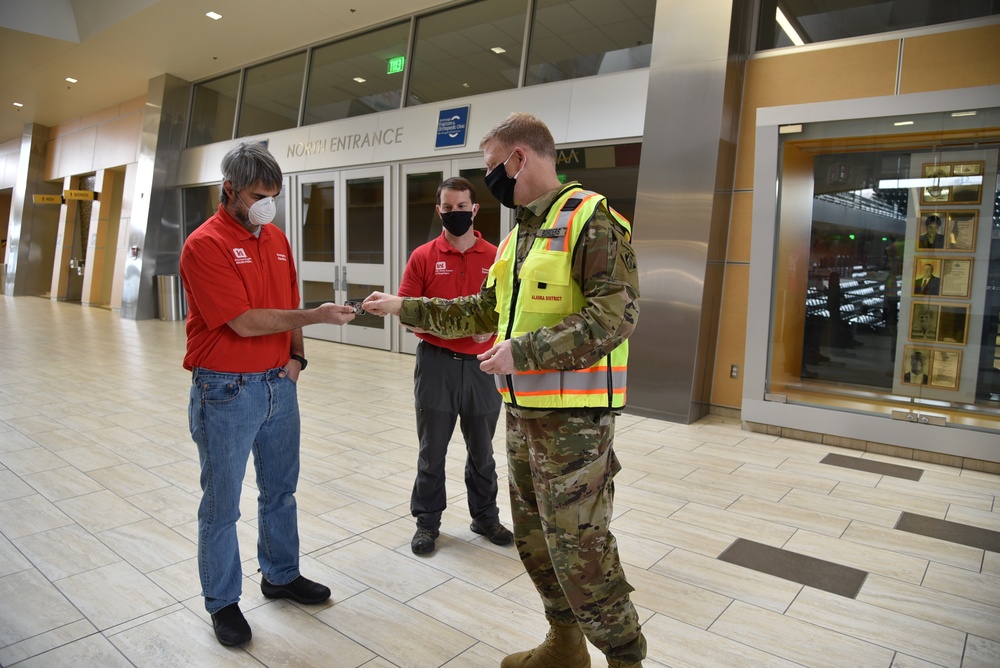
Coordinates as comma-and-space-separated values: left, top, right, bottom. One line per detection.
156, 274, 187, 321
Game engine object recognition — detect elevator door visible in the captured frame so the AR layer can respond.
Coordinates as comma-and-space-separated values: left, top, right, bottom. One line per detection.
295, 167, 391, 349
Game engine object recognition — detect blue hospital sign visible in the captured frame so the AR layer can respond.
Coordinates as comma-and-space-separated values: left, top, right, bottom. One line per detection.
435, 106, 470, 149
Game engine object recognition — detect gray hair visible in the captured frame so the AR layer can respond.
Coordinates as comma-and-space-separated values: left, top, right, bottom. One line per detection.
220, 142, 282, 204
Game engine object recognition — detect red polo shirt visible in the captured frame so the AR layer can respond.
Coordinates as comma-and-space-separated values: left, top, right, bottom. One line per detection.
180, 205, 300, 372
398, 231, 498, 356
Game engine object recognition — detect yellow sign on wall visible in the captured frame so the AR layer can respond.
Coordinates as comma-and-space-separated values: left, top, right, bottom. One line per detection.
32, 194, 63, 204
64, 189, 96, 201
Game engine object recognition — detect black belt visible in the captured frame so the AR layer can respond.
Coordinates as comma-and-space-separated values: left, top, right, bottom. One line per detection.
423, 341, 479, 361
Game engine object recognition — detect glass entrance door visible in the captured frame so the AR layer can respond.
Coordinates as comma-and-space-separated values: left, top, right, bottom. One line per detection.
295, 166, 391, 349
398, 158, 512, 354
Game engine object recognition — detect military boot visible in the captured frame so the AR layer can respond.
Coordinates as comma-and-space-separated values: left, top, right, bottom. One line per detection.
501, 621, 591, 668
607, 661, 643, 668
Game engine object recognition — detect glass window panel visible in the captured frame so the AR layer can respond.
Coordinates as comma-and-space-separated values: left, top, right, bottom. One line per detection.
758, 0, 1000, 51
346, 176, 384, 264
303, 22, 410, 125
407, 0, 529, 106
302, 182, 336, 262
458, 167, 502, 246
526, 0, 655, 86
406, 171, 444, 257
237, 52, 307, 137
188, 73, 239, 147
767, 108, 1000, 433
347, 282, 385, 329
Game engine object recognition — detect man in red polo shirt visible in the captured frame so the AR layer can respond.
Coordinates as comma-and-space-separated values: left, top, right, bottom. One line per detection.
398, 177, 512, 555
180, 142, 356, 647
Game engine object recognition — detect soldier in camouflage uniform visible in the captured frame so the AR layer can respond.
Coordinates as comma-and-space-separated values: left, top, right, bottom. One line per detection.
364, 112, 645, 668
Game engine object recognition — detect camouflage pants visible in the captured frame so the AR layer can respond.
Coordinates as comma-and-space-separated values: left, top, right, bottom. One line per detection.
506, 408, 646, 662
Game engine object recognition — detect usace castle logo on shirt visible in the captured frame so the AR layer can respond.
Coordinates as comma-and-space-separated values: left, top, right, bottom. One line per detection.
232, 248, 252, 265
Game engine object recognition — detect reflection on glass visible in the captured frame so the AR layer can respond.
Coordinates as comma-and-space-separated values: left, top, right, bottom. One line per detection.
188, 73, 239, 147
526, 0, 655, 86
238, 52, 307, 137
302, 182, 336, 262
302, 280, 333, 309
407, 0, 529, 106
346, 177, 384, 264
303, 22, 410, 125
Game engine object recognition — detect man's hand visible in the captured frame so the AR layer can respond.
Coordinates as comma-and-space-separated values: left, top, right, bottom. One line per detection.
316, 302, 357, 326
478, 339, 515, 375
362, 292, 403, 317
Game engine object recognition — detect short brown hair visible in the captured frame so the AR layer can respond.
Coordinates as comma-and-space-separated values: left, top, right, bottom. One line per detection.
436, 176, 477, 205
479, 112, 556, 160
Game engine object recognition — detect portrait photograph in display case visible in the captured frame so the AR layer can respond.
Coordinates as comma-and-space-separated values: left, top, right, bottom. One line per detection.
917, 212, 945, 249
912, 258, 942, 296
944, 210, 978, 252
937, 305, 970, 345
939, 258, 973, 299
901, 346, 931, 386
909, 303, 938, 341
929, 349, 962, 390
920, 161, 984, 205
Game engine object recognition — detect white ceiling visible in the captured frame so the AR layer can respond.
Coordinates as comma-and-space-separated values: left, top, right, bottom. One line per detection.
0, 0, 449, 145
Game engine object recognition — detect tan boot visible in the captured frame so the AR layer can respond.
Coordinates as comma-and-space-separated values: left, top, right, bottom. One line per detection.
501, 621, 591, 668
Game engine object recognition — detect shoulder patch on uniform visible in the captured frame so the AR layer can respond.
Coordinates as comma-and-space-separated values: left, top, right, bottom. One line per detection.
623, 250, 637, 272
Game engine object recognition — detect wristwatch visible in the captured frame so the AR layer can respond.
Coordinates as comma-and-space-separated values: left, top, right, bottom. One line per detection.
289, 354, 308, 370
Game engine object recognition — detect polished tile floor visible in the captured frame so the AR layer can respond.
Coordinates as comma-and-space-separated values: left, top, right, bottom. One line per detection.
1, 296, 998, 668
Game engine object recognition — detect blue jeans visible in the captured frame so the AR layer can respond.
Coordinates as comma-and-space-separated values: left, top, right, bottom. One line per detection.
189, 367, 301, 613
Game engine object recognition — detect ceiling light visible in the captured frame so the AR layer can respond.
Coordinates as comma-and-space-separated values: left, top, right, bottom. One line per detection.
65, 77, 78, 83
893, 121, 914, 126
13, 102, 23, 107
353, 77, 366, 83
206, 11, 222, 20
951, 111, 977, 117
775, 8, 804, 46
491, 47, 506, 54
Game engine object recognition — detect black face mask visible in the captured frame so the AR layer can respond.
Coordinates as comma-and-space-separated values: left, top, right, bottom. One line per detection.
484, 151, 520, 209
441, 210, 474, 236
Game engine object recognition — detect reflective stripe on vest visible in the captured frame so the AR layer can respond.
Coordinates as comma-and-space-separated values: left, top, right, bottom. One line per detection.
491, 187, 630, 409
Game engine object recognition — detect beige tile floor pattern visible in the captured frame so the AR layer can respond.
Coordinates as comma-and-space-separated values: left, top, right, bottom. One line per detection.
0, 295, 998, 668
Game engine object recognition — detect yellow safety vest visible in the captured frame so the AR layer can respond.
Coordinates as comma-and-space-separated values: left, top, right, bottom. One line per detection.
486, 187, 631, 409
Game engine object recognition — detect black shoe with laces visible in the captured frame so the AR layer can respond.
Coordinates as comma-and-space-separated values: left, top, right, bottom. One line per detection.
411, 527, 439, 554
211, 603, 252, 646
471, 521, 514, 546
260, 575, 331, 605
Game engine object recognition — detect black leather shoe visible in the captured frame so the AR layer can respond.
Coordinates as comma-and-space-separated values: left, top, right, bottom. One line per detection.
471, 521, 514, 546
211, 603, 252, 646
260, 575, 331, 605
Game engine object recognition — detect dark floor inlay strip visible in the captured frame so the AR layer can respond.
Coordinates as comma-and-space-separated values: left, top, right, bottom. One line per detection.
718, 538, 868, 599
895, 512, 1000, 552
820, 453, 923, 481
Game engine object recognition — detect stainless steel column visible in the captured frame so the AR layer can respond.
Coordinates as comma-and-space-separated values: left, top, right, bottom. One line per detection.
628, 0, 754, 421
4, 123, 62, 297
120, 73, 190, 320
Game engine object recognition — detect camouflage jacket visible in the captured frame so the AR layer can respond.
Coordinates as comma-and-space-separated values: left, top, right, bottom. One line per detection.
399, 181, 640, 384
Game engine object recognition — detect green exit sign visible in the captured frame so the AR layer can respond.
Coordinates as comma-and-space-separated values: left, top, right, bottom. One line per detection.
387, 56, 405, 74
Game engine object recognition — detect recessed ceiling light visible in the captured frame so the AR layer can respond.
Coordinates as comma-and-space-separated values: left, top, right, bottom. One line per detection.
893, 121, 914, 126
13, 102, 23, 107
951, 111, 977, 117
206, 11, 222, 20
65, 77, 78, 83
491, 47, 506, 54
353, 77, 366, 83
